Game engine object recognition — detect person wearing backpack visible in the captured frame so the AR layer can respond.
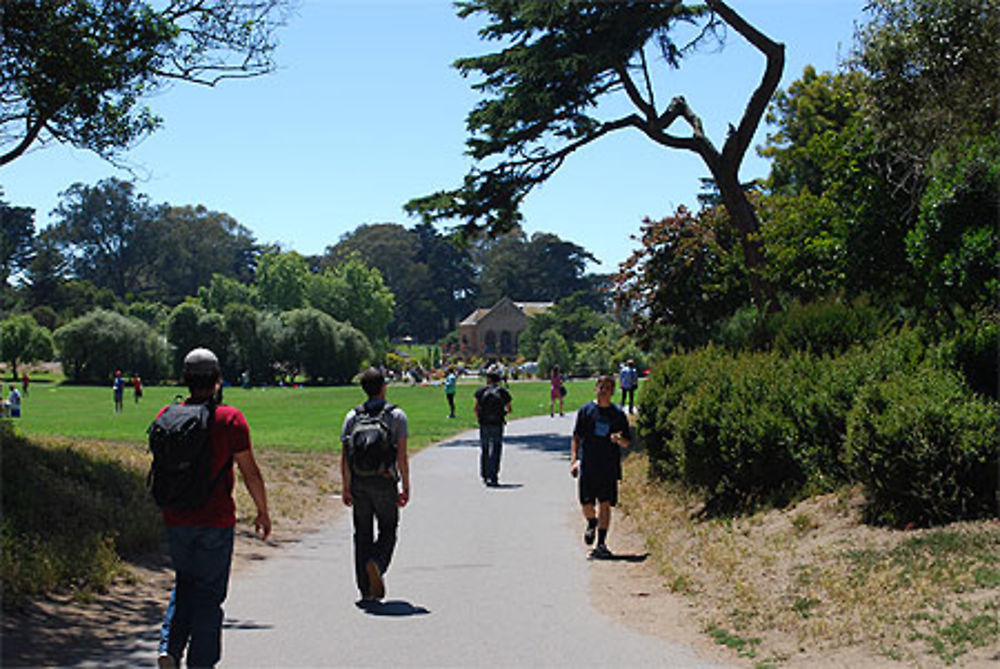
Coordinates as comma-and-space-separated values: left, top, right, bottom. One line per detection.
340, 367, 410, 603
619, 359, 639, 414
154, 347, 271, 669
473, 366, 512, 487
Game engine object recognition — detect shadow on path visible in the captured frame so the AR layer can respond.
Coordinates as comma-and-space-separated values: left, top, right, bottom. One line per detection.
355, 600, 431, 617
486, 482, 524, 490
223, 618, 275, 631
590, 552, 650, 564
508, 432, 571, 454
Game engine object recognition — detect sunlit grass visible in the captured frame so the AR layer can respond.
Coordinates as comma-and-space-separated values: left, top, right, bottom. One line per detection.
15, 378, 585, 451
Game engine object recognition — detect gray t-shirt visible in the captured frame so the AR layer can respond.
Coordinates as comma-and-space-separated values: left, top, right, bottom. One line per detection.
340, 399, 408, 478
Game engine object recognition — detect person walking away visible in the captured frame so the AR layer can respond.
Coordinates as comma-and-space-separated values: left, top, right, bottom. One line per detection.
444, 366, 457, 418
340, 367, 410, 603
21, 372, 29, 396
570, 374, 630, 559
474, 366, 512, 486
549, 365, 565, 417
619, 359, 638, 414
113, 369, 125, 413
133, 374, 143, 404
7, 384, 22, 418
154, 347, 271, 669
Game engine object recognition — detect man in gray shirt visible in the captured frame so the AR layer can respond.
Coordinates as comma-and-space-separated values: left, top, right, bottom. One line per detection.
340, 368, 410, 603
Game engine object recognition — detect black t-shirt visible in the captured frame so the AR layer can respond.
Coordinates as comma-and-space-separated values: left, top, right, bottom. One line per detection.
573, 401, 629, 475
475, 384, 511, 425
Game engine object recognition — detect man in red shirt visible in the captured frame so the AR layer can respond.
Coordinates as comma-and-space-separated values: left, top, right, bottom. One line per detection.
157, 347, 271, 669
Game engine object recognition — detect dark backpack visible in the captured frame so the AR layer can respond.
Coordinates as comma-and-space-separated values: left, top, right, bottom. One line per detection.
147, 400, 229, 510
347, 403, 397, 477
478, 385, 506, 424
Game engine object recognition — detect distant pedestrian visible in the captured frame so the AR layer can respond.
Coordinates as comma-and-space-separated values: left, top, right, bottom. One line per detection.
154, 347, 271, 669
619, 359, 638, 414
340, 367, 410, 603
570, 375, 630, 559
549, 365, 565, 417
113, 370, 125, 413
133, 375, 143, 404
21, 372, 29, 396
8, 385, 21, 418
444, 366, 457, 418
473, 366, 512, 487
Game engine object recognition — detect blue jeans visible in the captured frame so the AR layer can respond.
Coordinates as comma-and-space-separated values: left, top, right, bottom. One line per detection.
351, 476, 399, 598
479, 423, 504, 483
159, 525, 234, 667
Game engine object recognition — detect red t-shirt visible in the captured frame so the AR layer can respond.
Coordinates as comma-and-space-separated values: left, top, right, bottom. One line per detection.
159, 403, 252, 528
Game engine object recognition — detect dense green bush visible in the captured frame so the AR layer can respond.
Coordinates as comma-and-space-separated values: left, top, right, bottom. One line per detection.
935, 309, 999, 399
53, 309, 170, 383
669, 352, 803, 510
636, 346, 732, 481
771, 296, 886, 354
279, 308, 373, 384
846, 366, 999, 527
715, 296, 886, 354
638, 328, 951, 514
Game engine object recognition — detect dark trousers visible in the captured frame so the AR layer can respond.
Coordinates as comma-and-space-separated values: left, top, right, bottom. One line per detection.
446, 392, 456, 417
621, 387, 636, 413
351, 475, 399, 598
479, 423, 504, 483
160, 525, 234, 667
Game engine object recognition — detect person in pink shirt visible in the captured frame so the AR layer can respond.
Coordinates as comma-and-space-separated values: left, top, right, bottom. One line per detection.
549, 365, 565, 417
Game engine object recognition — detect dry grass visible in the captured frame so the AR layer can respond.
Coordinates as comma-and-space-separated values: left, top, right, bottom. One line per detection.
32, 435, 343, 535
618, 453, 1000, 667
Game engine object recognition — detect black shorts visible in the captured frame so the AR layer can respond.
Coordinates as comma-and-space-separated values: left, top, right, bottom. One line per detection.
578, 463, 618, 506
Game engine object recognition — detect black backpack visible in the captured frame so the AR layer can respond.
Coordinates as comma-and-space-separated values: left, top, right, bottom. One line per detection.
147, 399, 230, 510
478, 385, 506, 424
347, 403, 397, 477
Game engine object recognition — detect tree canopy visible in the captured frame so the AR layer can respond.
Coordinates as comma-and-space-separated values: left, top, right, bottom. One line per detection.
0, 0, 291, 166
406, 0, 784, 304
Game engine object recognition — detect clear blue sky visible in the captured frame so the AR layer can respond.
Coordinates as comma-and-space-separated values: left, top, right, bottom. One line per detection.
2, 0, 868, 274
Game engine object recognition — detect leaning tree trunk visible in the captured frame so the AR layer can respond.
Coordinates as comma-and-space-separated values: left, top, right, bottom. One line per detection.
623, 0, 784, 308
714, 166, 779, 309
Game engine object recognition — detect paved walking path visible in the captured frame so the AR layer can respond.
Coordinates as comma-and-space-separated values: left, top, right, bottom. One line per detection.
212, 414, 720, 667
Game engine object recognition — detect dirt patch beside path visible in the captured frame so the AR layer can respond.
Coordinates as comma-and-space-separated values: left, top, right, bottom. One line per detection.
1, 449, 343, 667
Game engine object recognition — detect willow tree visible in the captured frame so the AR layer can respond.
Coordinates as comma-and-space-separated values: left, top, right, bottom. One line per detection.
406, 0, 783, 305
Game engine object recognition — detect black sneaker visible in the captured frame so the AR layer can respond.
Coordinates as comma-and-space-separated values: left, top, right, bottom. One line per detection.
590, 544, 613, 560
584, 524, 596, 546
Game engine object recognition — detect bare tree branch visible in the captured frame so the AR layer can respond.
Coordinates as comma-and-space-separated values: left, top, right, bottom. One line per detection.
0, 117, 46, 167
707, 0, 785, 167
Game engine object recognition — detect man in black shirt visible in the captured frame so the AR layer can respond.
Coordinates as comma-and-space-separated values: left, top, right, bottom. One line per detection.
473, 366, 512, 487
570, 374, 630, 558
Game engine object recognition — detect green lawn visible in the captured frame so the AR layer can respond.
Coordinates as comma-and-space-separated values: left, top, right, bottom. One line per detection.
14, 378, 590, 451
